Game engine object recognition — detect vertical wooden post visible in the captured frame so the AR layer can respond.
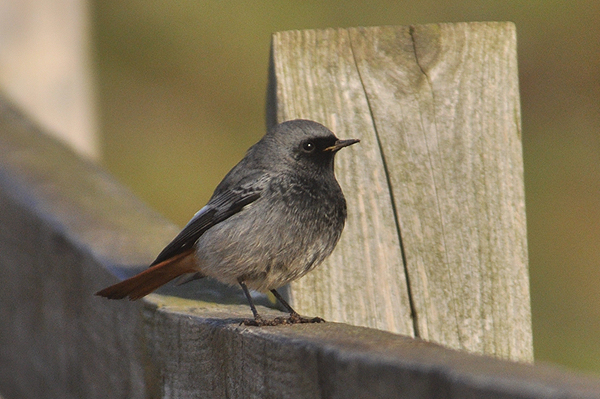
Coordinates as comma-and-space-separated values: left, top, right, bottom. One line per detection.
268, 22, 532, 362
267, 27, 415, 337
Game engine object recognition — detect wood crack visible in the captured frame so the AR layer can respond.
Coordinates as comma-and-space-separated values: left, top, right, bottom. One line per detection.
348, 28, 420, 338
408, 25, 463, 346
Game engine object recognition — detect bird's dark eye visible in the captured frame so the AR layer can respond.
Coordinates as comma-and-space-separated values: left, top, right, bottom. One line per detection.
302, 141, 315, 152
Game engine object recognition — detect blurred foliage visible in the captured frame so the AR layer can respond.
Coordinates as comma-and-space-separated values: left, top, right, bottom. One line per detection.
91, 0, 600, 373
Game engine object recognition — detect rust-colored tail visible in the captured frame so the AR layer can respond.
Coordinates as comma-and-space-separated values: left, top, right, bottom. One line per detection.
95, 249, 199, 300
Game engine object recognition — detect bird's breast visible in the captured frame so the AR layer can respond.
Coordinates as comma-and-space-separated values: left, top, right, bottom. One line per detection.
194, 172, 347, 291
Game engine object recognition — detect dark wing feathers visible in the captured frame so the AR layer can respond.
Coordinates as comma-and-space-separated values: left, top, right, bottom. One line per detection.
150, 172, 268, 265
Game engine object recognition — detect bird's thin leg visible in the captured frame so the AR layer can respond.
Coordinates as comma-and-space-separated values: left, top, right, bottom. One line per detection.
238, 283, 324, 326
270, 289, 299, 316
270, 288, 325, 324
239, 280, 263, 324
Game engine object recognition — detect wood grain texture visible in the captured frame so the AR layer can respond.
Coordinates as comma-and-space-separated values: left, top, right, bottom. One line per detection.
269, 22, 532, 361
1, 93, 599, 398
268, 28, 414, 336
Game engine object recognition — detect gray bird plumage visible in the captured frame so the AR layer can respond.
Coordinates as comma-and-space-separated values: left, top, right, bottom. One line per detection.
96, 119, 359, 325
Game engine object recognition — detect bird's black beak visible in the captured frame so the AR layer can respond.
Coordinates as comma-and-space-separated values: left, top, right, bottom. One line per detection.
324, 138, 360, 152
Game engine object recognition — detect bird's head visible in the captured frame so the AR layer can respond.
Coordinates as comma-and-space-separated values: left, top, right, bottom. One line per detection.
261, 119, 359, 174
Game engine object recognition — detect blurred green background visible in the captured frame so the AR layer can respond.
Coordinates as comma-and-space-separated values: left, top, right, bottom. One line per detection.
91, 1, 600, 373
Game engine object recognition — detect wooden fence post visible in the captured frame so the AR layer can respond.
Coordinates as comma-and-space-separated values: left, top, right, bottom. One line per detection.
268, 22, 532, 362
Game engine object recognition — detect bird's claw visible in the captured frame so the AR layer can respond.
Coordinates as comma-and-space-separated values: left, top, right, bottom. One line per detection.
287, 313, 325, 324
241, 314, 325, 326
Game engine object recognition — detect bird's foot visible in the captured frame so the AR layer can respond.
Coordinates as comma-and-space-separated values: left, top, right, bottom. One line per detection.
241, 316, 271, 327
287, 312, 325, 324
241, 313, 325, 326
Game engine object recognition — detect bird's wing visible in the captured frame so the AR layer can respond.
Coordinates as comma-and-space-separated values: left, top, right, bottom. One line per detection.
150, 172, 269, 265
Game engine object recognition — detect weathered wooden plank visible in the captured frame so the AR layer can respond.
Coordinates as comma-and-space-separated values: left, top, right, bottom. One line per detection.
269, 22, 532, 361
1, 93, 599, 399
0, 101, 155, 399
268, 28, 414, 336
142, 295, 600, 399
350, 22, 531, 360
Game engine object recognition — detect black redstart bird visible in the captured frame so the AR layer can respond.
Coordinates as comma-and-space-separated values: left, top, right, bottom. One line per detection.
96, 119, 359, 326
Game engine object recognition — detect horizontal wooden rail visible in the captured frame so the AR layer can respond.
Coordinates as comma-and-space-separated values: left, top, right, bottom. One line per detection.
0, 95, 599, 397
